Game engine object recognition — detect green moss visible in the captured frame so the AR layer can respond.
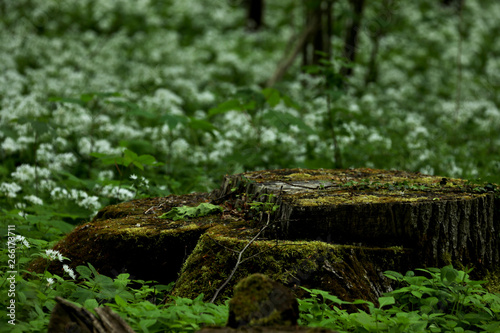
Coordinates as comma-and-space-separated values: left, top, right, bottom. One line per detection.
173, 228, 412, 306
28, 193, 216, 284
484, 269, 500, 294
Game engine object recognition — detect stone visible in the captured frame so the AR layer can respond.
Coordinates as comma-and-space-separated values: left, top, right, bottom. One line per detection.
227, 273, 299, 328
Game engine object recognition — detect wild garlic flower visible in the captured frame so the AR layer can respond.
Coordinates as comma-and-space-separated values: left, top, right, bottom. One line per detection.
46, 278, 55, 286
63, 264, 77, 280
15, 235, 30, 248
24, 195, 44, 205
0, 182, 22, 198
45, 249, 63, 262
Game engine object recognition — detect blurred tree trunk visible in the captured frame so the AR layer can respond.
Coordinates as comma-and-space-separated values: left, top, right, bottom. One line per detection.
340, 0, 366, 77
302, 0, 333, 67
246, 0, 264, 31
441, 0, 464, 11
364, 31, 380, 86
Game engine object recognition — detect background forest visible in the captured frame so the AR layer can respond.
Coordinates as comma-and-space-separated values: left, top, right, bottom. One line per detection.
1, 0, 500, 332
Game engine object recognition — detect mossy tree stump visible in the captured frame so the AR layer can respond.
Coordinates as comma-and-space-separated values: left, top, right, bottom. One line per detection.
211, 168, 499, 270
30, 168, 499, 304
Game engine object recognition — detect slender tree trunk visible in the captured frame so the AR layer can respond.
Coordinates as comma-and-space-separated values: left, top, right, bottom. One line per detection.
246, 0, 264, 31
340, 0, 366, 77
442, 0, 464, 11
364, 31, 381, 87
303, 0, 334, 67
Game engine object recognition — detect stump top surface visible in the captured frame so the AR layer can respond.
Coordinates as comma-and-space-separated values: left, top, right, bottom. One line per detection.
215, 168, 491, 206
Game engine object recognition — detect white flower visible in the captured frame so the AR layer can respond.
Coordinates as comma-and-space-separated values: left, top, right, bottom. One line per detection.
63, 264, 77, 279
98, 170, 114, 180
11, 164, 51, 182
24, 195, 44, 205
1, 137, 22, 153
100, 185, 135, 201
130, 174, 138, 180
261, 128, 277, 145
45, 249, 63, 262
46, 278, 55, 286
80, 196, 101, 211
15, 235, 30, 248
50, 187, 69, 200
171, 138, 191, 158
0, 182, 22, 198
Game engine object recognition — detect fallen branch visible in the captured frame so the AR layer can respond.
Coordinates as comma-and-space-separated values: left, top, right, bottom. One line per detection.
48, 296, 135, 333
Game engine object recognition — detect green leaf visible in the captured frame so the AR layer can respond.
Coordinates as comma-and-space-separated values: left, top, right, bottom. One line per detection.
384, 270, 404, 280
76, 265, 92, 280
139, 319, 157, 328
378, 296, 395, 308
161, 114, 189, 129
114, 295, 128, 308
188, 117, 218, 133
158, 203, 223, 220
121, 149, 159, 170
208, 99, 243, 116
282, 95, 301, 110
262, 88, 281, 107
263, 110, 315, 134
84, 298, 99, 310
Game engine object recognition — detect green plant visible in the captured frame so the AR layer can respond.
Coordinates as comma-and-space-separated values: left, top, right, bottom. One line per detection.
298, 266, 500, 332
158, 203, 223, 221
248, 193, 279, 215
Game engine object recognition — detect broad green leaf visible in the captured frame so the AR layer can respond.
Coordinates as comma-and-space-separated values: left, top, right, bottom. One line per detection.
208, 99, 243, 116
188, 117, 218, 133
114, 295, 128, 308
76, 265, 92, 279
262, 88, 281, 107
159, 203, 222, 220
378, 296, 395, 308
84, 298, 99, 310
263, 110, 315, 134
161, 114, 189, 129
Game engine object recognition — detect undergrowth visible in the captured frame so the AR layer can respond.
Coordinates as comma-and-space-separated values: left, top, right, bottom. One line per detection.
1, 236, 499, 332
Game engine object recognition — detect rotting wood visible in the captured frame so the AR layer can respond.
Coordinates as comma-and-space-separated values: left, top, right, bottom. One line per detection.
48, 296, 135, 333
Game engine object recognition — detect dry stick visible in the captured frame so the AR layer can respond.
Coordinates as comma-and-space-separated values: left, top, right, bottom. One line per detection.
265, 17, 319, 87
209, 213, 272, 303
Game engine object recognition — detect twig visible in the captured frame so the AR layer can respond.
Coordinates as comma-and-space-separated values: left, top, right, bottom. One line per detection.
209, 213, 272, 303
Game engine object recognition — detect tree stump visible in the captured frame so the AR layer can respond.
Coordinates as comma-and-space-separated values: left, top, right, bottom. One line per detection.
31, 168, 499, 306
211, 168, 499, 271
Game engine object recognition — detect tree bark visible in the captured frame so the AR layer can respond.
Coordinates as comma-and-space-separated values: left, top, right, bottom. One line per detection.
302, 0, 334, 67
340, 0, 366, 77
